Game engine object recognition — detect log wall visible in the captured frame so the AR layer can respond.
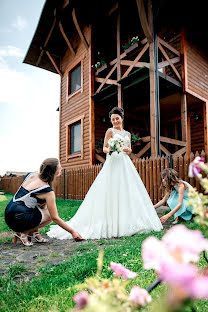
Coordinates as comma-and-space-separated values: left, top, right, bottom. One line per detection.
185, 40, 208, 101
59, 26, 91, 169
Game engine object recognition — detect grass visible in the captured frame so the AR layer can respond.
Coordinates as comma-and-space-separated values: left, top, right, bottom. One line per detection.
0, 193, 208, 312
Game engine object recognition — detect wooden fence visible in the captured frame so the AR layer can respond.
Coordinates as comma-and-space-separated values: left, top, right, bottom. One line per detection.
1, 151, 206, 204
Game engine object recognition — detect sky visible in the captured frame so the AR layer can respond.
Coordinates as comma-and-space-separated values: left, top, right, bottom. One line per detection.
0, 0, 60, 175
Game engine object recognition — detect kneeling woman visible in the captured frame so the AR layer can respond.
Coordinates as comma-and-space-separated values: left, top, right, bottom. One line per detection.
154, 168, 193, 224
5, 158, 82, 246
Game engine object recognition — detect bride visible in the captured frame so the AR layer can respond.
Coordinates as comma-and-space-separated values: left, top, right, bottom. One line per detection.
47, 107, 163, 240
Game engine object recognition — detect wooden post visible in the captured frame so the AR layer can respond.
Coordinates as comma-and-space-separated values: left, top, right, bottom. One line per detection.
148, 1, 158, 158
89, 25, 95, 165
181, 93, 187, 154
117, 6, 123, 108
187, 116, 191, 154
203, 102, 208, 153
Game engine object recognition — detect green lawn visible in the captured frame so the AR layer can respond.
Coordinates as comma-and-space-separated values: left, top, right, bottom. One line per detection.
0, 193, 207, 312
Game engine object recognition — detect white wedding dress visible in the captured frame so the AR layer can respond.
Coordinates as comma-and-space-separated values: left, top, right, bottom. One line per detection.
47, 128, 163, 240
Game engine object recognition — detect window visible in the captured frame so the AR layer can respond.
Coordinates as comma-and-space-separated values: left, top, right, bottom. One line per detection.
67, 60, 83, 98
70, 121, 81, 154
66, 115, 84, 159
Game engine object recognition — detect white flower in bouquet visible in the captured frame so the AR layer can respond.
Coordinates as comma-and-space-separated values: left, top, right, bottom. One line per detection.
108, 135, 125, 155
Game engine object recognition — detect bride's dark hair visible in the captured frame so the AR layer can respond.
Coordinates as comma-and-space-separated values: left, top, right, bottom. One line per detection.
109, 107, 124, 119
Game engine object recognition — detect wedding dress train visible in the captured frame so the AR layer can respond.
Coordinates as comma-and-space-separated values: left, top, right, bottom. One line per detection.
47, 128, 163, 239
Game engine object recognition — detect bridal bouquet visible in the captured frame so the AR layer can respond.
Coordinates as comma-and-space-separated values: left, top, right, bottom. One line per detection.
108, 135, 125, 155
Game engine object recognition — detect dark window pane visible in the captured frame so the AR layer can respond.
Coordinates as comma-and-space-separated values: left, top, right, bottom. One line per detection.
70, 64, 81, 94
70, 122, 81, 154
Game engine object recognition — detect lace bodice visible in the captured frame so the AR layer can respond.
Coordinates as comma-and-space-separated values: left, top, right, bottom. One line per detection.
111, 128, 131, 147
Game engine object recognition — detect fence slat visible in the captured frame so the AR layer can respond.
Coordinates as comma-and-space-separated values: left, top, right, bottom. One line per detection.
1, 152, 203, 203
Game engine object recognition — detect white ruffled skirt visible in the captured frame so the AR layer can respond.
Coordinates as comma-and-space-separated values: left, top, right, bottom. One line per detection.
47, 152, 163, 239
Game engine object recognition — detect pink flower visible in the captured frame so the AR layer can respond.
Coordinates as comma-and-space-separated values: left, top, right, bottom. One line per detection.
188, 156, 204, 178
189, 275, 208, 299
160, 261, 208, 300
110, 262, 137, 279
142, 236, 175, 273
160, 261, 197, 286
129, 286, 152, 306
162, 225, 208, 263
73, 291, 89, 309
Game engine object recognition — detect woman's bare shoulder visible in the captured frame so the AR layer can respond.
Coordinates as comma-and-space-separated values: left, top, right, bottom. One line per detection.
105, 128, 113, 135
177, 181, 185, 190
23, 173, 48, 189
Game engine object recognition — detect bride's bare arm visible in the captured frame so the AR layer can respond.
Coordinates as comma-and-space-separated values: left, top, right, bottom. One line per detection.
123, 132, 132, 154
103, 129, 113, 153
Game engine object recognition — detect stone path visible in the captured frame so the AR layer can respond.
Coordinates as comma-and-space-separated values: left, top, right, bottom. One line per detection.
0, 237, 89, 281
0, 206, 172, 281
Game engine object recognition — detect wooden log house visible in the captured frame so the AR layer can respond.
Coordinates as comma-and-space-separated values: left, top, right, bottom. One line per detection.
24, 0, 208, 169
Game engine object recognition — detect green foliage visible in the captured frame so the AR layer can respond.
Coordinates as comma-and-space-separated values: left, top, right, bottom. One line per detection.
0, 194, 207, 311
187, 162, 208, 233
131, 133, 141, 145
123, 36, 139, 50
95, 139, 104, 150
92, 59, 106, 71
8, 264, 27, 279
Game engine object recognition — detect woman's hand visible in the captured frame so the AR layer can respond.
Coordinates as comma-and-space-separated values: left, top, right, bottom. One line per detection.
103, 146, 111, 154
71, 230, 82, 241
160, 213, 170, 224
123, 147, 131, 155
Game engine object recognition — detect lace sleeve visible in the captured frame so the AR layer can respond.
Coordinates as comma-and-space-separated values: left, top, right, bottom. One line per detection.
126, 131, 131, 139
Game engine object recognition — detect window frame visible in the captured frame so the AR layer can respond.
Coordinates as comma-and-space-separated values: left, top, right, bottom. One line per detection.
65, 115, 85, 160
66, 58, 83, 100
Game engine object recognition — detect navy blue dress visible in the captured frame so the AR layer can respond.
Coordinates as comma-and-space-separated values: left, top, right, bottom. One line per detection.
5, 173, 53, 232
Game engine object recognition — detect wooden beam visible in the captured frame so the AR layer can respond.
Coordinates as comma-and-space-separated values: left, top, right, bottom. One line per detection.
36, 17, 56, 66
160, 144, 171, 156
89, 25, 95, 165
120, 60, 150, 68
108, 37, 148, 67
140, 136, 150, 142
59, 21, 75, 56
72, 8, 89, 50
187, 116, 191, 155
95, 78, 118, 85
158, 57, 180, 69
62, 0, 69, 9
46, 51, 62, 77
117, 6, 122, 108
158, 42, 182, 81
158, 37, 180, 56
149, 41, 157, 158
136, 0, 153, 43
158, 71, 182, 88
203, 102, 208, 153
95, 153, 105, 163
147, 0, 153, 31
95, 63, 117, 93
136, 142, 151, 157
173, 147, 186, 157
122, 42, 149, 79
108, 1, 118, 15
180, 29, 186, 92
160, 136, 186, 146
181, 93, 187, 142
162, 113, 194, 124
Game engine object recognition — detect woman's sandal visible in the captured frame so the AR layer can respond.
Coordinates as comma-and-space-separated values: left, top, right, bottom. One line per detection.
28, 232, 49, 243
13, 232, 33, 247
172, 218, 179, 225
